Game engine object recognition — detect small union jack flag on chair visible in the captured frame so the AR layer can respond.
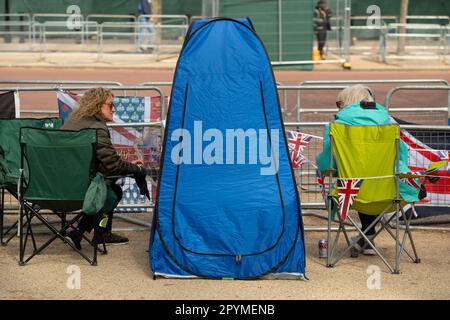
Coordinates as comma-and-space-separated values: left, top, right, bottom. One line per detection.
316, 169, 328, 208
337, 178, 362, 220
287, 130, 312, 169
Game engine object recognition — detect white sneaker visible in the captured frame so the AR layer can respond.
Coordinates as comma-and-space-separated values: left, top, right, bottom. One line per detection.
350, 236, 377, 256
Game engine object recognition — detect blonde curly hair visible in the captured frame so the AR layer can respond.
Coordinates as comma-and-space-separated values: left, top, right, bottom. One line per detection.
71, 87, 114, 119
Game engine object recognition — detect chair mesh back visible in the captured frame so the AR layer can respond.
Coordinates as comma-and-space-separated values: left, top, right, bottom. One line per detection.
330, 123, 400, 214
0, 119, 62, 186
20, 128, 97, 212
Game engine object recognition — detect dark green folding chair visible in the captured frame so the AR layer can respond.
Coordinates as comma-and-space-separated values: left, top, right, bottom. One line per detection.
18, 127, 105, 266
0, 118, 62, 245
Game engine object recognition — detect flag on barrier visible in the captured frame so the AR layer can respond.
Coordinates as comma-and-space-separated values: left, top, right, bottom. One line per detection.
113, 96, 155, 211
56, 90, 80, 121
399, 129, 450, 204
55, 91, 163, 209
287, 130, 312, 169
0, 91, 20, 119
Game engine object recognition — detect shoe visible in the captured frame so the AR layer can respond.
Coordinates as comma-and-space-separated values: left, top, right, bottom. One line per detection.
103, 232, 129, 246
362, 239, 376, 256
65, 229, 82, 250
350, 236, 364, 258
350, 236, 376, 257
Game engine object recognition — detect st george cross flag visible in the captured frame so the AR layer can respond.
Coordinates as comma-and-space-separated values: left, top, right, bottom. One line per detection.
336, 178, 362, 220
287, 130, 312, 169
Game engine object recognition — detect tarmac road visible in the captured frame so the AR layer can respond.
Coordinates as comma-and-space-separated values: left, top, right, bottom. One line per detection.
1, 67, 450, 124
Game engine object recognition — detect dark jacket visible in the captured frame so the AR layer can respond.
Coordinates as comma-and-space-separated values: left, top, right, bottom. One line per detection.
314, 7, 332, 32
62, 114, 141, 176
138, 0, 152, 15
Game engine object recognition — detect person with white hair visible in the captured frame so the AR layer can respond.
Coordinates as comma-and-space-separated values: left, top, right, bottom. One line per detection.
316, 85, 421, 257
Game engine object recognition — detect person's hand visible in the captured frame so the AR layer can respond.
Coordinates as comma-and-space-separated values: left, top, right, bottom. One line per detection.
140, 166, 159, 181
132, 159, 144, 166
134, 171, 150, 200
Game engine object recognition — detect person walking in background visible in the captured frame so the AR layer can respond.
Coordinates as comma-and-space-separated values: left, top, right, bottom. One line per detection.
314, 0, 332, 60
137, 0, 155, 53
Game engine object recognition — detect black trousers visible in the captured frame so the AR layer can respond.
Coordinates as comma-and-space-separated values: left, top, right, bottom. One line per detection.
78, 183, 123, 234
358, 212, 376, 236
316, 31, 327, 56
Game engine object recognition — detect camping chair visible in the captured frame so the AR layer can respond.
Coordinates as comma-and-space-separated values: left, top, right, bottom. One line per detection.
326, 123, 420, 274
18, 127, 106, 266
0, 118, 62, 245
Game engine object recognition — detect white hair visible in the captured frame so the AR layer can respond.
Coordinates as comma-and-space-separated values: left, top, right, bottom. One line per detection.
337, 84, 374, 107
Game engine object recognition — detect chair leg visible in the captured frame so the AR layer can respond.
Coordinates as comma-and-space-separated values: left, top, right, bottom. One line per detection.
23, 207, 38, 253
394, 201, 399, 273
378, 213, 416, 262
326, 196, 336, 267
22, 209, 95, 265
19, 202, 25, 266
334, 214, 396, 273
0, 188, 4, 246
400, 207, 420, 263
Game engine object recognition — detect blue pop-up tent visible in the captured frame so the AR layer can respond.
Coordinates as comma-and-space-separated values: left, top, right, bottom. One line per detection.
149, 18, 305, 279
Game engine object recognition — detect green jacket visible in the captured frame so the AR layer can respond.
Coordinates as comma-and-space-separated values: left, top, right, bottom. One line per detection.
62, 114, 141, 176
316, 102, 419, 204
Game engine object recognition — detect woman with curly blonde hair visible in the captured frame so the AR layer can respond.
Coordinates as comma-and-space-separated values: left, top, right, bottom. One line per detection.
71, 87, 115, 120
62, 87, 152, 248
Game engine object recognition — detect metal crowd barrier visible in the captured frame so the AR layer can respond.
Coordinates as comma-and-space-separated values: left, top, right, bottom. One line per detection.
382, 23, 448, 62
138, 81, 450, 123
0, 85, 165, 130
0, 80, 123, 86
0, 13, 189, 61
406, 15, 450, 25
285, 122, 450, 210
298, 79, 450, 121
0, 82, 450, 227
384, 85, 450, 125
0, 13, 33, 50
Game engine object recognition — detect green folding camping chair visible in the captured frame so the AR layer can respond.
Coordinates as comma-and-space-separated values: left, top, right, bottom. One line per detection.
0, 118, 62, 245
18, 127, 106, 266
326, 123, 420, 274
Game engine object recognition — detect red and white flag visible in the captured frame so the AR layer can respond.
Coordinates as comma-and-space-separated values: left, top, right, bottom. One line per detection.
287, 130, 313, 169
316, 169, 328, 209
400, 129, 450, 205
337, 178, 362, 220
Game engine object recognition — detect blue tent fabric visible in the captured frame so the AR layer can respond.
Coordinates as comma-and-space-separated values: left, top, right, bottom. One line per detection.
149, 18, 305, 279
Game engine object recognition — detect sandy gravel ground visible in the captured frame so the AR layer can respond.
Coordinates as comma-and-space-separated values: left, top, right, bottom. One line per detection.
1, 215, 449, 300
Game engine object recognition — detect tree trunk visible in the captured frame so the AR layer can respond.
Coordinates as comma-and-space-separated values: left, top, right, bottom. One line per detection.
152, 0, 161, 15
397, 0, 409, 54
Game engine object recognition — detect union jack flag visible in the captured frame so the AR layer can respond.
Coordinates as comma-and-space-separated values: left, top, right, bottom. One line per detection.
56, 90, 80, 121
287, 130, 312, 169
337, 178, 362, 220
316, 169, 328, 208
400, 128, 450, 204
400, 171, 423, 190
56, 91, 163, 208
